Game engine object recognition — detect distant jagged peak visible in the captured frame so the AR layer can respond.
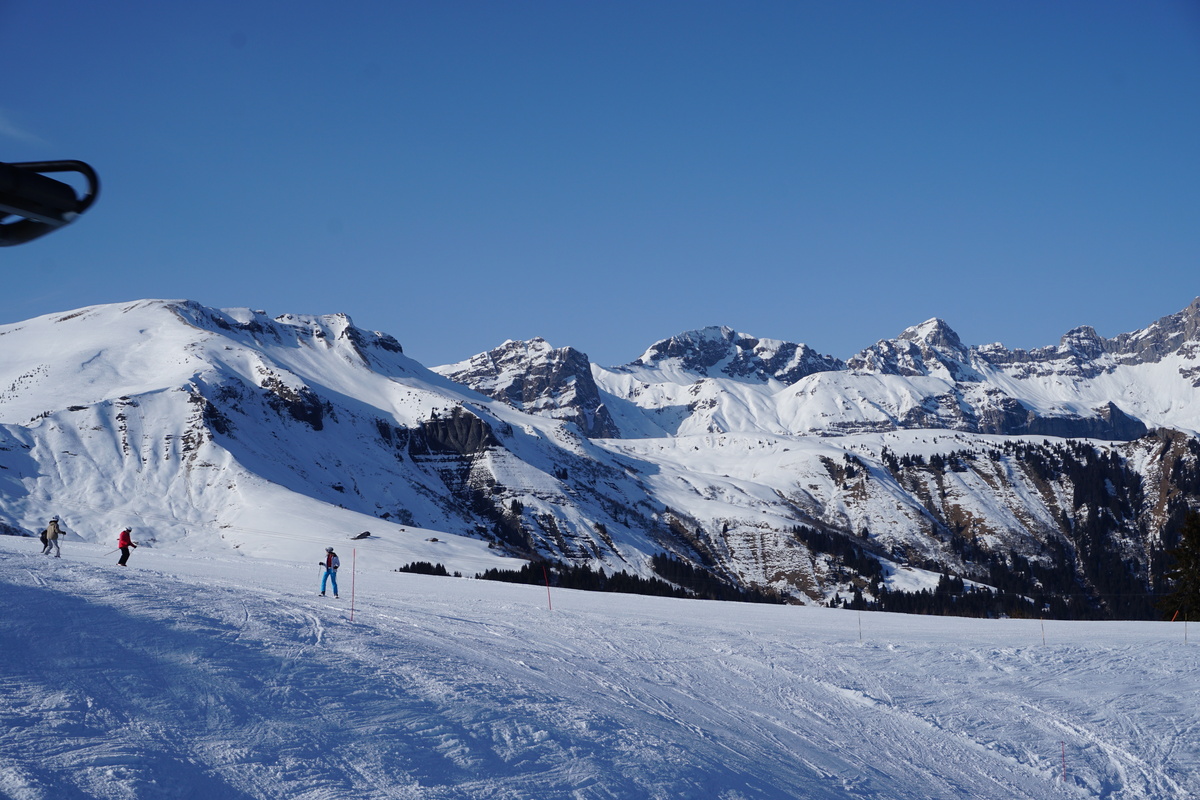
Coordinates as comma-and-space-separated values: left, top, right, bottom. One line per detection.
635, 325, 737, 358
979, 297, 1200, 372
434, 337, 617, 438
1057, 325, 1105, 359
625, 325, 843, 385
438, 337, 586, 378
488, 336, 562, 361
898, 318, 968, 357
1111, 296, 1200, 363
848, 316, 978, 380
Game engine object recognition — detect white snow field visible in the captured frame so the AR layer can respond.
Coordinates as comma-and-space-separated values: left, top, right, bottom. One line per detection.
1, 536, 1195, 800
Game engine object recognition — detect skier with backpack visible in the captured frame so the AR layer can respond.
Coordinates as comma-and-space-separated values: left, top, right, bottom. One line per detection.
320, 546, 340, 597
42, 515, 63, 557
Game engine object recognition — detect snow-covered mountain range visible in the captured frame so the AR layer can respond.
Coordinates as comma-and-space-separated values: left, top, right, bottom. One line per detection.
440, 300, 1200, 441
3, 298, 1199, 616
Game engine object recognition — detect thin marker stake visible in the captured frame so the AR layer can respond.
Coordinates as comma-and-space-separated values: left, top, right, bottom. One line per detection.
543, 563, 553, 611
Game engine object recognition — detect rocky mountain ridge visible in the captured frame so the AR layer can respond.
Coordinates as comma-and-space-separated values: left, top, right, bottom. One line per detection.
440, 298, 1200, 442
621, 325, 846, 384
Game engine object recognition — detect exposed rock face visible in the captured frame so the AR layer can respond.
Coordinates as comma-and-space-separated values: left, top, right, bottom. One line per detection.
1113, 296, 1200, 363
434, 339, 619, 438
970, 400, 1147, 440
409, 407, 500, 457
257, 372, 329, 431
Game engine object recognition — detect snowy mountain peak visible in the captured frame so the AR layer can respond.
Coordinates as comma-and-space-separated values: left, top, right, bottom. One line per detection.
433, 337, 618, 438
1058, 325, 1104, 359
627, 326, 843, 385
847, 318, 976, 381
899, 318, 967, 356
631, 326, 738, 367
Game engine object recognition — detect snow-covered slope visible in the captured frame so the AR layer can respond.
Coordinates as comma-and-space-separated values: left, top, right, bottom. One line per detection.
3, 536, 1195, 800
0, 300, 662, 571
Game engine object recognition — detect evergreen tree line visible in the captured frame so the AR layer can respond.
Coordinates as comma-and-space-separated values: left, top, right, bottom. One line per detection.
830, 572, 1040, 618
791, 525, 884, 583
474, 560, 693, 600
1159, 510, 1200, 621
396, 561, 460, 577
880, 447, 976, 475
397, 556, 783, 604
649, 553, 783, 603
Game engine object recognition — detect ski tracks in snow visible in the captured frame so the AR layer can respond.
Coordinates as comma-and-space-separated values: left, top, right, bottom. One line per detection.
1, 545, 1197, 799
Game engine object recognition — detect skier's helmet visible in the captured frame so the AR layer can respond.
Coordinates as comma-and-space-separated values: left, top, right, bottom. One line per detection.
326, 546, 334, 552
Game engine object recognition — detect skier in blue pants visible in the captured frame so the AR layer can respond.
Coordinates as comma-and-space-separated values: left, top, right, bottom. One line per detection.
320, 547, 340, 597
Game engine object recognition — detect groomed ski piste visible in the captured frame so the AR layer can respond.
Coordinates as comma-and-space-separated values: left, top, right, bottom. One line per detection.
1, 534, 1196, 800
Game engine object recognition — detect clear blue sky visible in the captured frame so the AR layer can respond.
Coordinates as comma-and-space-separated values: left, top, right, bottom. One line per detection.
2, 1, 1198, 367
